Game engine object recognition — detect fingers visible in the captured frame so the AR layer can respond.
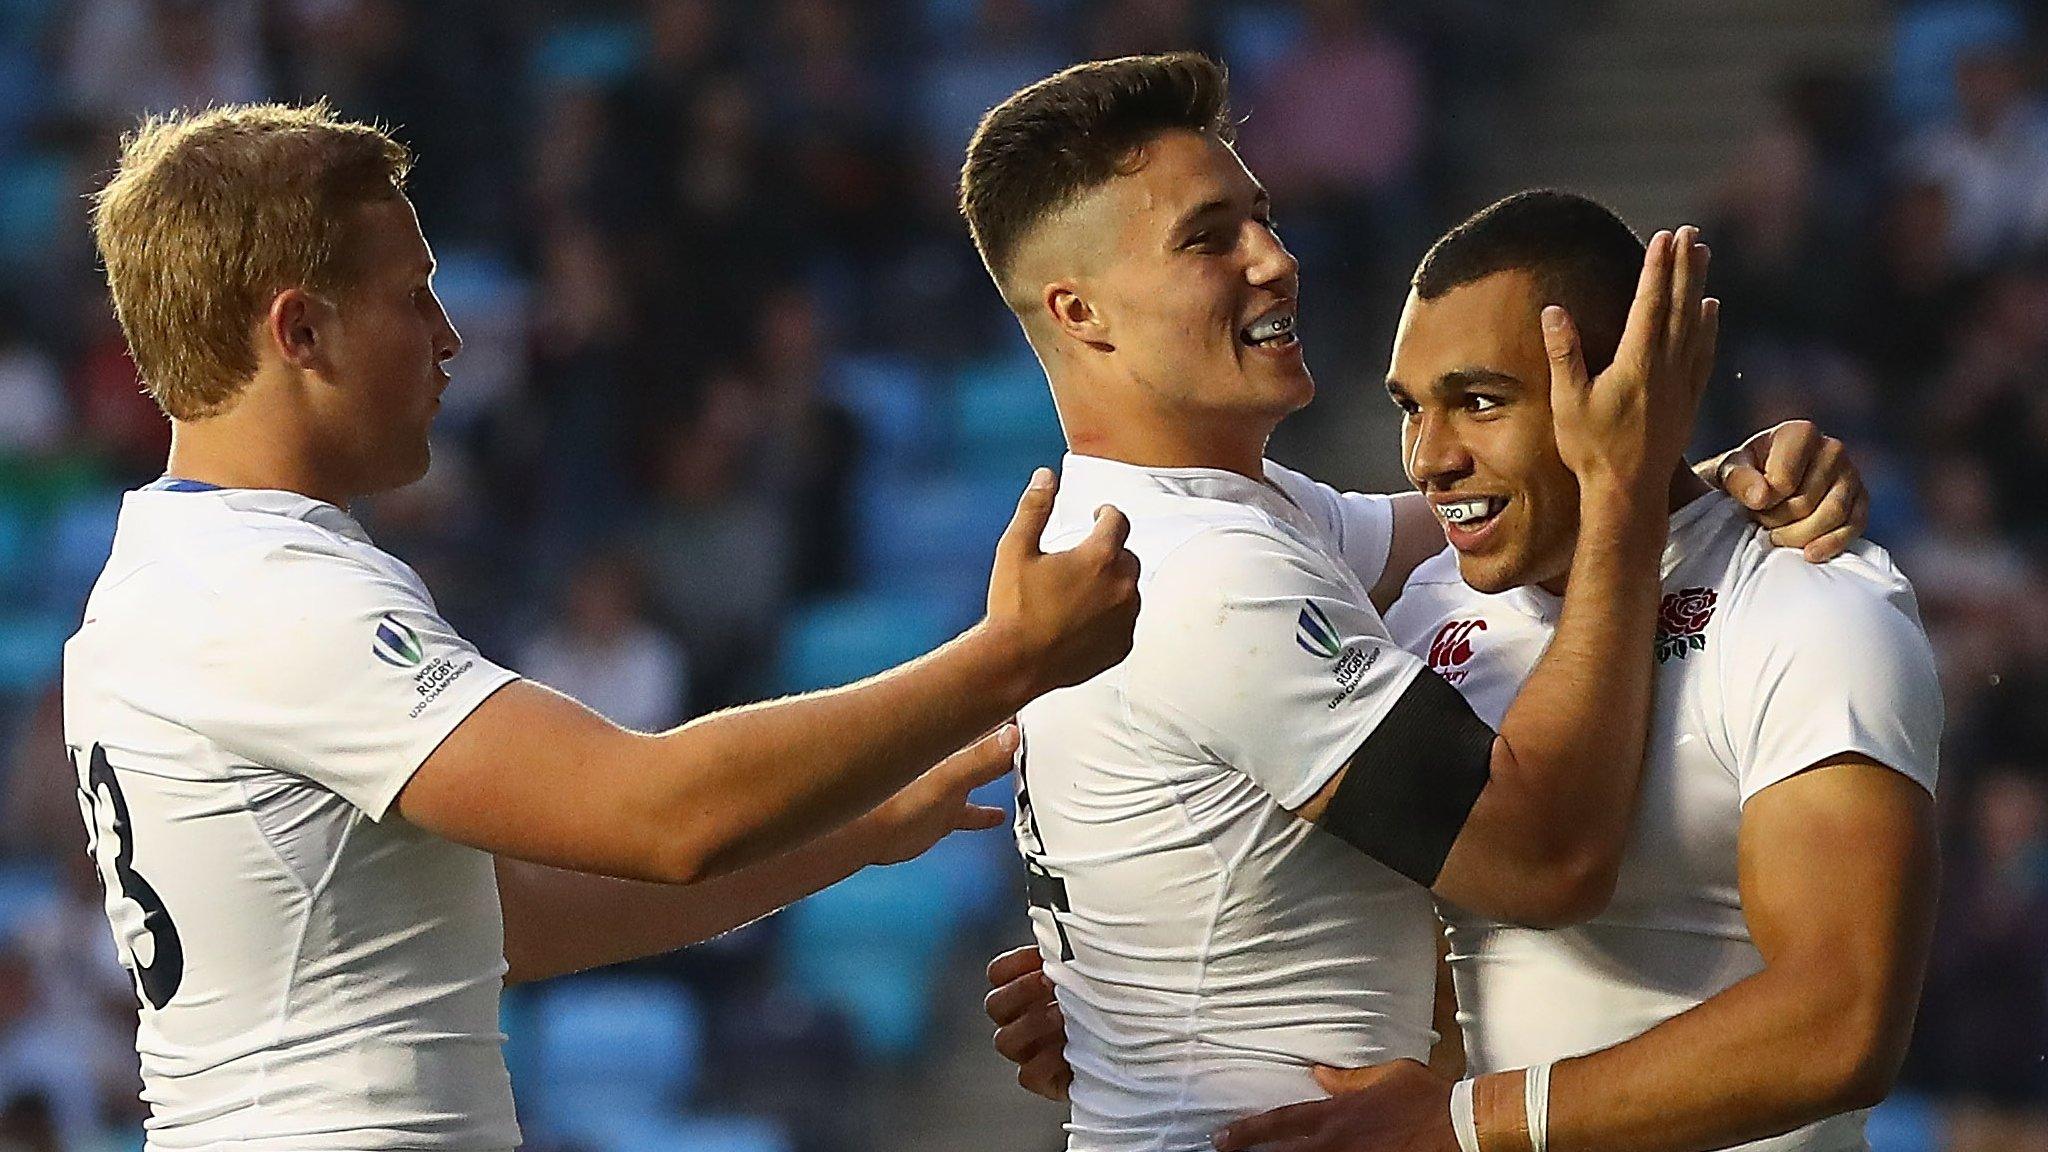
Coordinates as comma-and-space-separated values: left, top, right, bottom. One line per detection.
1018, 1048, 1073, 1102
996, 467, 1059, 563
1213, 1098, 1328, 1150
939, 723, 1020, 793
953, 804, 1007, 831
1665, 226, 1707, 365
1717, 452, 1779, 512
1761, 420, 1823, 508
992, 1002, 1066, 1070
984, 965, 1055, 1026
1310, 1064, 1379, 1094
1541, 305, 1588, 396
1614, 229, 1674, 370
1801, 489, 1869, 562
987, 944, 1045, 989
1687, 296, 1721, 411
1769, 472, 1859, 551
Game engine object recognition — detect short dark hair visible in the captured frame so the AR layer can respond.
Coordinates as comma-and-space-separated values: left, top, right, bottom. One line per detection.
960, 53, 1233, 295
1413, 190, 1645, 373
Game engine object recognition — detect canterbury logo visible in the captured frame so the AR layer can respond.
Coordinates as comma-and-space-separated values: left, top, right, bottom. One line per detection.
372, 614, 425, 668
1296, 601, 1341, 659
1429, 619, 1486, 685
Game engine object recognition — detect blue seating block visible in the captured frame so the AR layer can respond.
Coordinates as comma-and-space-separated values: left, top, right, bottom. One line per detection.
531, 977, 704, 1145
772, 594, 954, 696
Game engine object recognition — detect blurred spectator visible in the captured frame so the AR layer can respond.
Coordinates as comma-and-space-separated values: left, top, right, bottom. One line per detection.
1708, 115, 1861, 344
637, 370, 796, 709
57, 0, 265, 118
1913, 765, 2048, 1151
0, 312, 68, 458
518, 550, 691, 732
1896, 40, 2048, 271
1239, 0, 1426, 292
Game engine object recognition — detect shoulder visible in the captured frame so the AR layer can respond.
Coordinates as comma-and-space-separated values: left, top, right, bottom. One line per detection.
1141, 514, 1344, 608
1383, 547, 1469, 639
1721, 536, 1926, 650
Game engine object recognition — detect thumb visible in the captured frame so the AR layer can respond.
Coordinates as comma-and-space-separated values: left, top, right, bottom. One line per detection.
1081, 503, 1132, 555
998, 468, 1059, 562
1541, 305, 1589, 396
1312, 1064, 1377, 1095
1717, 456, 1779, 511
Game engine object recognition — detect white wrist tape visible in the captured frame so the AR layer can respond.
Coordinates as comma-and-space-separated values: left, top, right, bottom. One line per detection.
1450, 1077, 1481, 1152
1525, 1062, 1553, 1152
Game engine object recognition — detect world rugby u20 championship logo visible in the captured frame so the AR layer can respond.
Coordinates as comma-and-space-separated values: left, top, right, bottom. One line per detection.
1656, 587, 1718, 663
372, 613, 426, 668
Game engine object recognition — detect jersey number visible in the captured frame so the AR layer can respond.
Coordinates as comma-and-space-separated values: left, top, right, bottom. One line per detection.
76, 743, 184, 1010
1014, 734, 1075, 962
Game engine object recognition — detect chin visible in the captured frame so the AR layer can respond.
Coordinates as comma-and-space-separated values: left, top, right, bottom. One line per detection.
1454, 551, 1530, 595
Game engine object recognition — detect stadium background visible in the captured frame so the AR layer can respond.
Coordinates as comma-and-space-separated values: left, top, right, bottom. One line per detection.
0, 0, 2044, 1149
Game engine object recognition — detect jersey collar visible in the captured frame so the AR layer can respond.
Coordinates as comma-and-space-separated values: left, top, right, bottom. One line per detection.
1499, 491, 1740, 621
130, 481, 374, 544
1055, 452, 1306, 529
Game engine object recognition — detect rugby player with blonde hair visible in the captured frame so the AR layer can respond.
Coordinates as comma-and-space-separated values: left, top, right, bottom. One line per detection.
68, 102, 1139, 1150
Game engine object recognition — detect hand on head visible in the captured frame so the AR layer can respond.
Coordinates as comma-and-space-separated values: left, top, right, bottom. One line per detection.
1545, 226, 1719, 495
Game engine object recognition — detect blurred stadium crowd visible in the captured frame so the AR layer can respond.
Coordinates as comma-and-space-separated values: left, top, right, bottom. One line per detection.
0, 0, 2043, 1149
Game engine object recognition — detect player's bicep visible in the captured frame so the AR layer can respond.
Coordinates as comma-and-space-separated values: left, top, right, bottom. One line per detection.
1740, 755, 1938, 1059
399, 679, 684, 881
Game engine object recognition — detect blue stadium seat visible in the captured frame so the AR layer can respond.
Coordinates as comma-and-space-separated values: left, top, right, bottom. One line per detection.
0, 861, 57, 941
772, 593, 954, 696
531, 977, 705, 1145
781, 857, 965, 1061
947, 350, 1066, 481
823, 354, 940, 477
1866, 1091, 1942, 1152
529, 19, 646, 88
0, 152, 64, 270
597, 1112, 793, 1152
850, 474, 1021, 607
44, 489, 122, 614
0, 610, 70, 695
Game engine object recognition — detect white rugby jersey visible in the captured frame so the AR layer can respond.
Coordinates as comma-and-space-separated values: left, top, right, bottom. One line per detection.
1386, 492, 1943, 1152
62, 482, 522, 1151
1016, 454, 1440, 1152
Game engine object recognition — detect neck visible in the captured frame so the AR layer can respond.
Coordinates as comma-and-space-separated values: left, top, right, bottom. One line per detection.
165, 391, 354, 510
1536, 462, 1713, 595
1051, 380, 1276, 481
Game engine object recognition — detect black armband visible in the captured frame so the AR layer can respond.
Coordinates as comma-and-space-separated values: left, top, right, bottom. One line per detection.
1318, 670, 1494, 886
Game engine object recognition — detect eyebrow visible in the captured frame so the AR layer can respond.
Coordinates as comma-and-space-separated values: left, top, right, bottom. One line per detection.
1385, 367, 1526, 399
1168, 188, 1270, 242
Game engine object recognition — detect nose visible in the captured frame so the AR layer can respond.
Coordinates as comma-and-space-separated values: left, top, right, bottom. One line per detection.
1245, 219, 1298, 294
430, 293, 462, 365
1405, 410, 1473, 490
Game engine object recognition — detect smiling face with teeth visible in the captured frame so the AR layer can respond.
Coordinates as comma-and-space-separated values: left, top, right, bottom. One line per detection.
1385, 269, 1589, 594
1011, 129, 1314, 471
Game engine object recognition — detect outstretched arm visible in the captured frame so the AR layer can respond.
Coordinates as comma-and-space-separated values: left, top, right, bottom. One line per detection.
499, 726, 1017, 983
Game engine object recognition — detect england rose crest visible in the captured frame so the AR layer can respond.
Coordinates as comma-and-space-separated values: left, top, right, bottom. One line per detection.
1656, 586, 1718, 663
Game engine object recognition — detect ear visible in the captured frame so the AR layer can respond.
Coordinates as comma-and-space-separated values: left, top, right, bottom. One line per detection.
1043, 281, 1113, 353
264, 287, 330, 372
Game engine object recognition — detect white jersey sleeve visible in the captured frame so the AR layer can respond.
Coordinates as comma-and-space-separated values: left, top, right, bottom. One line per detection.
168, 537, 518, 819
1264, 462, 1399, 593
1124, 526, 1428, 810
1719, 550, 1943, 803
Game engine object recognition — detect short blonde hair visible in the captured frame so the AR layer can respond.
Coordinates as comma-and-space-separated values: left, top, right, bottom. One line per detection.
90, 102, 412, 420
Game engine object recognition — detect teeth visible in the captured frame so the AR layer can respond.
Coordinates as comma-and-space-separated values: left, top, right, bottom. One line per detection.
1245, 313, 1295, 343
1439, 498, 1498, 525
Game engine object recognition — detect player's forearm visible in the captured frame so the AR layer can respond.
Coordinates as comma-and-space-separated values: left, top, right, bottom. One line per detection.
1540, 962, 1908, 1152
498, 819, 880, 983
645, 622, 1034, 883
1489, 489, 1666, 894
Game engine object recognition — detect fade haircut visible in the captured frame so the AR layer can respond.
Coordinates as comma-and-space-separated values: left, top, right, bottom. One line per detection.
91, 102, 413, 420
960, 53, 1233, 304
1413, 190, 1645, 374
